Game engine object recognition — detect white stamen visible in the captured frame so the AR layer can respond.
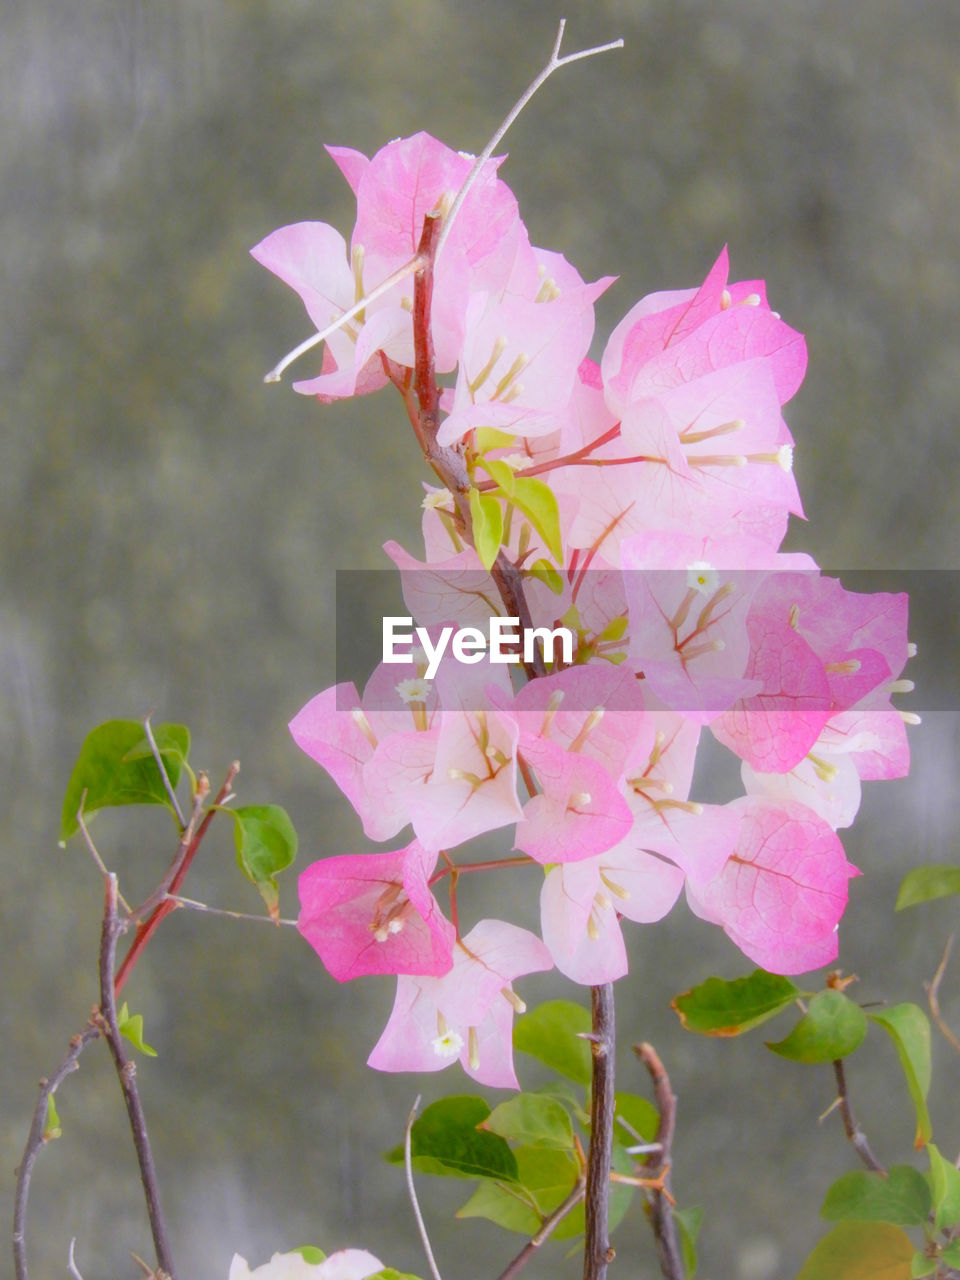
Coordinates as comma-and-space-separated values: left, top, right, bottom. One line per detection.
396, 678, 431, 704
686, 560, 718, 596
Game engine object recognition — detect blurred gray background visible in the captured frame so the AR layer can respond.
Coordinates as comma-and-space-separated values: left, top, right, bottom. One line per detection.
3, 2, 959, 1278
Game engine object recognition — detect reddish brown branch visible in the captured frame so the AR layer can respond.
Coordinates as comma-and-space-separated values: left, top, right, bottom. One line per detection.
634, 1042, 685, 1280
115, 762, 239, 994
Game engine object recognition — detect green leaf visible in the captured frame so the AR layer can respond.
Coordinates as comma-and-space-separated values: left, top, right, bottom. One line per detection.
483, 1094, 575, 1151
385, 1096, 518, 1182
514, 1000, 592, 1084
226, 804, 298, 921
926, 1142, 960, 1230
468, 487, 503, 571
794, 1222, 915, 1279
869, 1005, 932, 1149
60, 720, 190, 842
896, 865, 960, 910
117, 1001, 158, 1057
511, 477, 562, 564
821, 1167, 932, 1227
767, 990, 868, 1063
480, 458, 516, 496
527, 559, 564, 595
672, 970, 804, 1036
292, 1247, 326, 1264
910, 1254, 936, 1278
367, 1270, 427, 1280
474, 427, 515, 453
597, 615, 629, 643
613, 1092, 659, 1147
941, 1241, 960, 1266
459, 1146, 580, 1237
43, 1094, 62, 1142
675, 1205, 703, 1279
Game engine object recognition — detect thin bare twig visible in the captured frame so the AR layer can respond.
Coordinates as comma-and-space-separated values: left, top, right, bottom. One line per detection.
434, 20, 624, 263
634, 1042, 685, 1280
97, 874, 177, 1278
165, 894, 299, 928
926, 934, 960, 1058
142, 713, 186, 829
13, 1023, 101, 1280
76, 805, 132, 913
583, 983, 616, 1280
67, 1238, 85, 1280
404, 1097, 443, 1280
495, 1180, 587, 1280
830, 1058, 885, 1174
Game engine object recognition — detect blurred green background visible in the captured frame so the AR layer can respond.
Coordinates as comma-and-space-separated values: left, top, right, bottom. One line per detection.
3, 2, 959, 1277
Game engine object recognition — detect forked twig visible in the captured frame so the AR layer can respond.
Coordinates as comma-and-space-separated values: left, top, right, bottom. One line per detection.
263, 19, 622, 385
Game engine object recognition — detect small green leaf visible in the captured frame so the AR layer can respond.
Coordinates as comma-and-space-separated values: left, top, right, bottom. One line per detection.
821, 1167, 931, 1227
613, 1092, 659, 1147
468, 487, 504, 571
227, 804, 298, 921
896, 865, 960, 910
767, 990, 868, 1063
941, 1241, 960, 1266
675, 1205, 703, 1279
484, 1094, 575, 1151
927, 1142, 960, 1230
869, 1005, 932, 1149
794, 1222, 915, 1279
367, 1270, 427, 1280
43, 1094, 62, 1142
60, 720, 190, 842
597, 615, 629, 643
480, 458, 516, 496
910, 1253, 937, 1278
527, 559, 564, 595
511, 477, 562, 564
513, 1000, 592, 1084
475, 427, 515, 453
292, 1247, 326, 1264
117, 1001, 158, 1057
672, 970, 804, 1036
385, 1096, 518, 1182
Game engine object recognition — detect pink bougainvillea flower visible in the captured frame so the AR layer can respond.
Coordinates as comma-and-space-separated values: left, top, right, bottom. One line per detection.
711, 574, 909, 772
367, 919, 552, 1088
404, 709, 523, 850
254, 132, 523, 398
513, 737, 633, 864
229, 1249, 385, 1280
435, 255, 614, 445
297, 840, 454, 981
540, 844, 686, 985
685, 796, 859, 974
288, 681, 437, 843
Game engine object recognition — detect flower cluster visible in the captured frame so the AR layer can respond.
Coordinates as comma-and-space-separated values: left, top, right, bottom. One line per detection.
255, 133, 914, 1090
